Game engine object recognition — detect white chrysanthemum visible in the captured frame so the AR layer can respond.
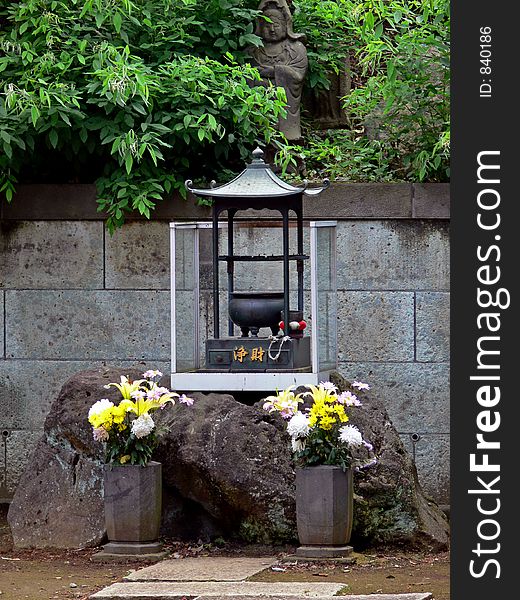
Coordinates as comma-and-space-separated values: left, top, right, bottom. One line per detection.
352, 381, 370, 391
338, 391, 361, 406
143, 369, 163, 379
287, 412, 310, 438
319, 381, 337, 392
291, 437, 306, 452
93, 427, 109, 442
131, 413, 155, 439
88, 398, 114, 419
339, 424, 364, 447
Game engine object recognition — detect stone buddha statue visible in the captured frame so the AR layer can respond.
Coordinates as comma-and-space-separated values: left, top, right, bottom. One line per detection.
250, 0, 308, 141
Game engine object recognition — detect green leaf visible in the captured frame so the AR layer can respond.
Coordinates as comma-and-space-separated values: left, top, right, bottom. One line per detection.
111, 138, 121, 154
113, 12, 122, 34
387, 62, 396, 82
3, 142, 12, 160
59, 112, 71, 126
148, 146, 158, 166
125, 153, 133, 174
49, 129, 59, 149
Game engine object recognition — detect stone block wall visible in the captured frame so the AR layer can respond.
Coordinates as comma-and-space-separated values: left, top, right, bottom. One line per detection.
0, 183, 450, 503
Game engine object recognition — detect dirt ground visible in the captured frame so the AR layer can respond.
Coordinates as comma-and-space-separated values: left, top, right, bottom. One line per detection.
0, 505, 450, 600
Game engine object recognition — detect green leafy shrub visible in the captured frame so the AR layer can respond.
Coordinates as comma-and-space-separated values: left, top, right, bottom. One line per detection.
1, 0, 449, 229
286, 0, 450, 182
0, 0, 286, 230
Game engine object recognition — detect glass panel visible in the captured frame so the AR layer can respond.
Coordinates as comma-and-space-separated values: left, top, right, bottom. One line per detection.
217, 221, 301, 338
311, 222, 338, 372
171, 225, 198, 373
198, 225, 215, 362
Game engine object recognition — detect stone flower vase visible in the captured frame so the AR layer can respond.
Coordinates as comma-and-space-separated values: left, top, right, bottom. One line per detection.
102, 461, 163, 556
295, 465, 354, 558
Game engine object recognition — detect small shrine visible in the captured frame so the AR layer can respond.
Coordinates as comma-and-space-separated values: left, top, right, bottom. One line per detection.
170, 148, 337, 391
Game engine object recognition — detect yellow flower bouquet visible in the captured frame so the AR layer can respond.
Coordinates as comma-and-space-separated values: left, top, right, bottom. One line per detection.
263, 381, 376, 470
88, 370, 193, 466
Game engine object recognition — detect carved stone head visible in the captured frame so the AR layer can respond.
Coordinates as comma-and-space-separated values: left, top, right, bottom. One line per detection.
255, 0, 306, 43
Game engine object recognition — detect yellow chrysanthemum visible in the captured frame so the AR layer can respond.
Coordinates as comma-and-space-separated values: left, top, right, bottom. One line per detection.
90, 406, 115, 429
112, 403, 129, 424
318, 415, 336, 430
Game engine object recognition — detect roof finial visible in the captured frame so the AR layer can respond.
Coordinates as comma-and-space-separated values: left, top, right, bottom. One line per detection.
251, 147, 265, 163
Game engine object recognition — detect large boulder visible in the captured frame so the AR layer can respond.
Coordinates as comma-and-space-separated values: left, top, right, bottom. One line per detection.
6, 367, 133, 548
154, 392, 296, 544
329, 371, 449, 548
8, 367, 449, 549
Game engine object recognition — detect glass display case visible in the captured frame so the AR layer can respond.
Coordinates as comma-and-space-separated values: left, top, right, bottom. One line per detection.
170, 219, 337, 391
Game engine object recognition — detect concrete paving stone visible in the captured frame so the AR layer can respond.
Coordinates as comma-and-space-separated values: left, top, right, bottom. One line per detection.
197, 596, 432, 600
337, 292, 415, 362
5, 290, 170, 360
195, 597, 340, 600
90, 581, 347, 598
106, 222, 171, 290
337, 596, 432, 600
336, 221, 449, 291
125, 557, 277, 582
0, 220, 103, 289
416, 292, 450, 362
401, 433, 450, 504
338, 362, 450, 434
90, 581, 432, 599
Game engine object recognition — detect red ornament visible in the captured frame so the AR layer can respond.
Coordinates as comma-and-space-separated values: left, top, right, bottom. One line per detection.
279, 319, 307, 332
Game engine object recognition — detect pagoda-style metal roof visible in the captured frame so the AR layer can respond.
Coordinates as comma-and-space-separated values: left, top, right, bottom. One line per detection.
185, 148, 329, 199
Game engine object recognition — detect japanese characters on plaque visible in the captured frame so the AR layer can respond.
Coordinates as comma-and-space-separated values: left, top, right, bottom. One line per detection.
233, 346, 266, 364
